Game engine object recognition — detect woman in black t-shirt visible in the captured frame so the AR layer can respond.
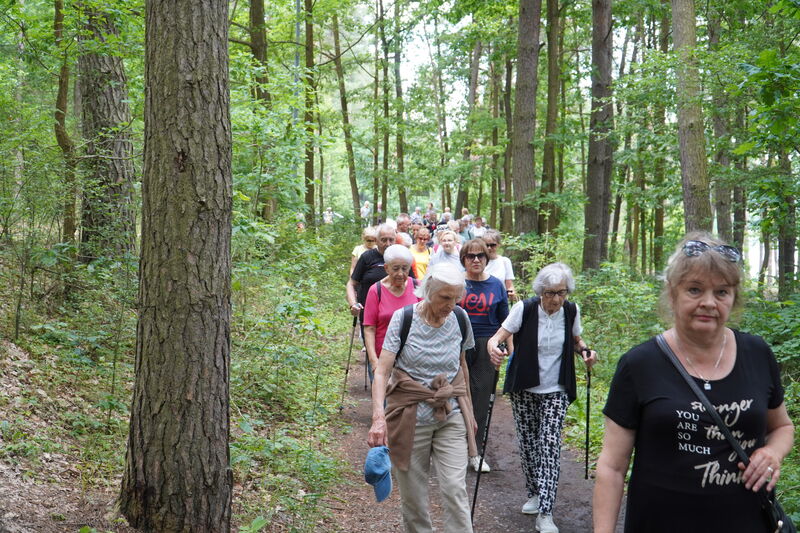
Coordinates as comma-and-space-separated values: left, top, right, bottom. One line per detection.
593, 233, 795, 533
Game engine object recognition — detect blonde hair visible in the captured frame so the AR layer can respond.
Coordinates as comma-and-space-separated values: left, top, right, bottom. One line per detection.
660, 232, 744, 321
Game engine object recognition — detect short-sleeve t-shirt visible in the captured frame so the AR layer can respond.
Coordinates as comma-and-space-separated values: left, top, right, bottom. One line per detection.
428, 248, 463, 270
383, 303, 475, 425
460, 276, 509, 338
485, 255, 515, 282
603, 331, 785, 533
410, 246, 432, 279
352, 248, 416, 306
362, 279, 420, 357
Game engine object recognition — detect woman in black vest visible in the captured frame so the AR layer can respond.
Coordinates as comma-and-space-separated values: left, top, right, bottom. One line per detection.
487, 262, 596, 533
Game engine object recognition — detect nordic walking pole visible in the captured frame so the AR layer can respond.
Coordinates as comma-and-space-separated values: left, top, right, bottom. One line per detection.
471, 347, 504, 522
339, 316, 358, 410
583, 347, 591, 480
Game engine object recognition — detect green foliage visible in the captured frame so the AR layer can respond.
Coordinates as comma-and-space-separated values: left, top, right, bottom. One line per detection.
740, 293, 800, 371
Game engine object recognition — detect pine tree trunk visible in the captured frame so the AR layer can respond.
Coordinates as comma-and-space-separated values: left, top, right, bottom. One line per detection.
119, 0, 232, 530
539, 0, 560, 233
303, 0, 315, 226
672, 0, 712, 232
79, 6, 136, 256
249, 0, 270, 105
512, 0, 542, 236
708, 11, 732, 243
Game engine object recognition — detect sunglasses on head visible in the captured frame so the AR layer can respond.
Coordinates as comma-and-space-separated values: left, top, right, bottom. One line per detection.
682, 240, 742, 263
465, 252, 487, 261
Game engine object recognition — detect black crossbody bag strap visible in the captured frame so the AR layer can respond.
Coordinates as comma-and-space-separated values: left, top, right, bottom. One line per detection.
655, 334, 777, 514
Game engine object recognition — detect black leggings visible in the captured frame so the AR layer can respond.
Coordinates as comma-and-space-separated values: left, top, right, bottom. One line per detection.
466, 337, 496, 455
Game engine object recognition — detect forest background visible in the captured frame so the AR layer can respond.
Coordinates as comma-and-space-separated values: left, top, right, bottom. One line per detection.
0, 0, 798, 531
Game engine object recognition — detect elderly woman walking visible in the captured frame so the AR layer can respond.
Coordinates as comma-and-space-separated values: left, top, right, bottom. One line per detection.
368, 262, 477, 533
593, 233, 795, 532
487, 263, 596, 533
460, 238, 510, 473
363, 244, 421, 382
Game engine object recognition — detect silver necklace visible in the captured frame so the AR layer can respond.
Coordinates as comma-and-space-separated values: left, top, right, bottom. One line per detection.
674, 330, 728, 390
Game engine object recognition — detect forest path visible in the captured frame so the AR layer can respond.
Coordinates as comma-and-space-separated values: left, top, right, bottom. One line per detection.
323, 346, 625, 532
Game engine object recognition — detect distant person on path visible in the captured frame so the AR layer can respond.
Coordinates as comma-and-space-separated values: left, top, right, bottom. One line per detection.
457, 218, 474, 243
368, 262, 477, 533
472, 216, 487, 238
487, 263, 597, 533
410, 206, 423, 224
350, 226, 378, 275
593, 233, 794, 533
483, 229, 517, 301
460, 238, 510, 473
429, 230, 462, 270
347, 225, 400, 322
411, 228, 432, 279
360, 201, 372, 223
363, 245, 421, 382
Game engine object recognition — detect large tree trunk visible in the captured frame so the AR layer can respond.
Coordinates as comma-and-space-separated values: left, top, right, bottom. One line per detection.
672, 0, 712, 232
332, 15, 360, 220
582, 0, 613, 270
54, 0, 77, 244
512, 0, 543, 236
119, 0, 232, 530
303, 0, 315, 225
539, 0, 561, 233
79, 6, 136, 257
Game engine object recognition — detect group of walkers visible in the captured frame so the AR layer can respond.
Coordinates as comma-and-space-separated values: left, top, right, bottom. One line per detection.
346, 213, 795, 533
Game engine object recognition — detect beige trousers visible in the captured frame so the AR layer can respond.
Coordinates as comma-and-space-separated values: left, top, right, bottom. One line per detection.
393, 415, 473, 533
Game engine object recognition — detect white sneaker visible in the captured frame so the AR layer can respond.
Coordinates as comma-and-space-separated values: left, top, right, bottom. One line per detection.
535, 514, 558, 533
469, 455, 490, 473
521, 495, 539, 514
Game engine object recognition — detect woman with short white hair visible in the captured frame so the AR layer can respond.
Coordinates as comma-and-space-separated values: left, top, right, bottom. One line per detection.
487, 262, 597, 533
363, 244, 420, 382
368, 262, 477, 533
429, 229, 462, 270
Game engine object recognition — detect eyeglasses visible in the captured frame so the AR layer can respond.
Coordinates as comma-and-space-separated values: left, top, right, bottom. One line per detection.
485, 243, 498, 248
683, 240, 742, 263
465, 252, 487, 261
543, 289, 568, 298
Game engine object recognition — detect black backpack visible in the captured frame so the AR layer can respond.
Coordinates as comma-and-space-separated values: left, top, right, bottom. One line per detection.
394, 304, 469, 360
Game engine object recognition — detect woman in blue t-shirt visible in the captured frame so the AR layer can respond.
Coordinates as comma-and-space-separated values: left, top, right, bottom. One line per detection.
593, 233, 795, 533
459, 238, 510, 473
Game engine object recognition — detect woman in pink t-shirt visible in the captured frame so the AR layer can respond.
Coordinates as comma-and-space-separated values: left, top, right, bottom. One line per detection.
363, 245, 421, 381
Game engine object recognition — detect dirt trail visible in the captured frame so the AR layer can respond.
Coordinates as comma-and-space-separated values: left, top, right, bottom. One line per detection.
325, 349, 625, 532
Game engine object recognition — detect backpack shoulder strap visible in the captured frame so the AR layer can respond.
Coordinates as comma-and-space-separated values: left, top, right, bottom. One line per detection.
376, 282, 382, 304
395, 304, 415, 361
454, 306, 468, 348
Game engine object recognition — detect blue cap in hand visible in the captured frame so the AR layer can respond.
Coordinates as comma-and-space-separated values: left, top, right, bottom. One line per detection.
364, 445, 392, 502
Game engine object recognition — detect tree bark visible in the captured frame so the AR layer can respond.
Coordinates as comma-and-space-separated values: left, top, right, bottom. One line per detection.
512, 0, 543, 236
708, 10, 732, 243
54, 0, 78, 244
539, 0, 560, 233
777, 151, 796, 299
119, 0, 232, 530
582, 0, 613, 270
652, 2, 669, 268
379, 0, 390, 219
501, 57, 514, 233
672, 0, 712, 232
249, 0, 270, 105
79, 5, 136, 257
332, 15, 360, 220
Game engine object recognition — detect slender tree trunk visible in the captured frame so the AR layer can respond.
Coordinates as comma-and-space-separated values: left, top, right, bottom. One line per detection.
708, 10, 732, 243
332, 15, 360, 220
539, 0, 560, 233
54, 0, 77, 244
490, 58, 501, 228
652, 2, 669, 269
455, 39, 483, 216
732, 109, 747, 251
501, 57, 514, 233
672, 0, 712, 232
119, 0, 232, 530
249, 0, 270, 105
758, 223, 770, 291
777, 151, 796, 299
79, 5, 136, 256
582, 0, 613, 269
379, 0, 390, 219
371, 5, 380, 225
512, 0, 543, 236
303, 0, 315, 225
394, 0, 407, 214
